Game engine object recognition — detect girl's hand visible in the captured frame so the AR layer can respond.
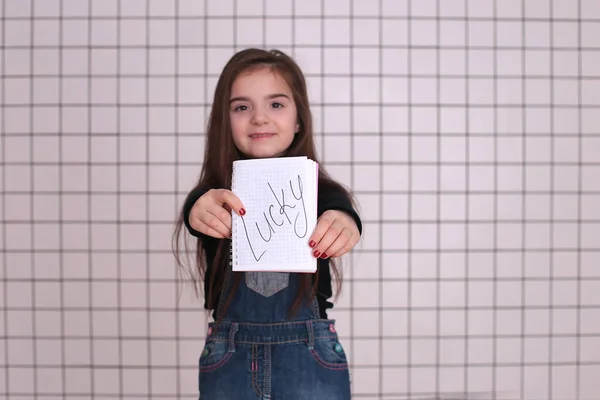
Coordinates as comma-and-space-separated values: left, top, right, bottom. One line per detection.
189, 189, 245, 239
308, 210, 360, 259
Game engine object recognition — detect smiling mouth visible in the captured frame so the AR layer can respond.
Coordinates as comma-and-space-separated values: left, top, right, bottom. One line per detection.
249, 133, 276, 139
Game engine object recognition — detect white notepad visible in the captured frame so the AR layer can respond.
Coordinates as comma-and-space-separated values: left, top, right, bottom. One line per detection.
230, 156, 318, 273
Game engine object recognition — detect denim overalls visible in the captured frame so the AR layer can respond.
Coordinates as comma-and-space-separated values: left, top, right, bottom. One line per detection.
198, 269, 352, 399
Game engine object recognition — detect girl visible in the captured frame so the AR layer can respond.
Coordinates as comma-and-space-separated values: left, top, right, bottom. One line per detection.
173, 48, 362, 399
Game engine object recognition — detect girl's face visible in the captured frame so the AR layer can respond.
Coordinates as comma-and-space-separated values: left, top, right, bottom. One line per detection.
229, 67, 299, 159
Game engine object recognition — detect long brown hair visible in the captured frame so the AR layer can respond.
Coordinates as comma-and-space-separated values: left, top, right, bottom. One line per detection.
172, 48, 357, 318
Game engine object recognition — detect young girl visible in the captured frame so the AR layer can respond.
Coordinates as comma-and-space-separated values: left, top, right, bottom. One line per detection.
173, 48, 362, 399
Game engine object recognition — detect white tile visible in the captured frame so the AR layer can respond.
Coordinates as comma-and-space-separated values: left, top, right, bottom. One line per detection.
353, 136, 380, 162
33, 20, 60, 46
496, 338, 522, 364
410, 367, 437, 393
411, 338, 437, 364
117, 0, 145, 16
440, 0, 466, 17
354, 48, 380, 74
352, 310, 380, 337
382, 48, 408, 75
353, 19, 379, 46
382, 164, 408, 191
468, 21, 494, 46
411, 194, 437, 220
236, 18, 263, 46
382, 107, 408, 133
353, 366, 381, 394
523, 366, 550, 400
207, 0, 233, 15
324, 76, 350, 103
122, 368, 148, 395
468, 338, 494, 364
410, 309, 437, 336
65, 367, 92, 393
294, 18, 322, 45
439, 165, 466, 191
467, 0, 495, 17
352, 106, 380, 133
8, 368, 35, 394
91, 0, 117, 16
324, 0, 350, 15
265, 18, 293, 46
410, 107, 436, 133
28, 311, 57, 339
94, 368, 121, 395
206, 18, 234, 45
410, 19, 437, 46
382, 0, 408, 16
63, 339, 90, 366
410, 281, 437, 307
440, 20, 466, 46
382, 136, 408, 162
582, 79, 600, 105
381, 280, 408, 308
265, 0, 292, 15
380, 310, 408, 337
93, 339, 120, 366
354, 164, 381, 191
524, 309, 550, 335
149, 19, 176, 46
323, 18, 350, 43
582, 21, 600, 47
122, 311, 149, 337
582, 166, 600, 191
382, 193, 408, 222
352, 281, 382, 308
581, 0, 600, 18
440, 223, 466, 250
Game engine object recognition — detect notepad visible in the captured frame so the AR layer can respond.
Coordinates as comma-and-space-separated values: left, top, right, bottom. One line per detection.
230, 156, 318, 273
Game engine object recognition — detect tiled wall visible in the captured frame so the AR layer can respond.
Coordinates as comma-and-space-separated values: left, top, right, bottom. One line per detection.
1, 0, 599, 399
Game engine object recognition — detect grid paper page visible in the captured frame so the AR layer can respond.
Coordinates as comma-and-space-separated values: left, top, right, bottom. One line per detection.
231, 157, 318, 272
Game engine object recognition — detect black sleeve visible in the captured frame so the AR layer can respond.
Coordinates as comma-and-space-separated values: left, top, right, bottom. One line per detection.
318, 191, 362, 235
182, 186, 211, 238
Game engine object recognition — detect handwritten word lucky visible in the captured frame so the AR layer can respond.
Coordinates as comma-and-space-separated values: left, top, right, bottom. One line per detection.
239, 175, 308, 262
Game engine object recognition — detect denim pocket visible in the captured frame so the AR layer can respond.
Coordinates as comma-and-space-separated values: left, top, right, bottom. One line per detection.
199, 340, 233, 373
309, 337, 349, 371
245, 271, 289, 297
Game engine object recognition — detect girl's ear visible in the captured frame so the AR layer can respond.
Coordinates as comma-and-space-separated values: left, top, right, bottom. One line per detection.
295, 122, 300, 133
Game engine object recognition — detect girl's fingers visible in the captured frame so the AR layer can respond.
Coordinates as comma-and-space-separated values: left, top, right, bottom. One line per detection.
195, 219, 228, 239
329, 231, 358, 258
200, 211, 231, 238
311, 221, 345, 259
208, 204, 233, 232
321, 228, 353, 258
214, 189, 246, 216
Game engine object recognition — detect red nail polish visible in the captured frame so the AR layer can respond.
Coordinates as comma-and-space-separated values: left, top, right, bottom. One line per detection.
313, 250, 321, 258
309, 240, 316, 248
239, 208, 246, 216
321, 253, 328, 259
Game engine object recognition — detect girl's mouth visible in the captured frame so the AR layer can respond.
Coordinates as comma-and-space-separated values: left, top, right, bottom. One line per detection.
249, 133, 276, 139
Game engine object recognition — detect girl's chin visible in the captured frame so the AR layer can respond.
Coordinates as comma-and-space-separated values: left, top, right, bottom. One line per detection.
243, 147, 287, 159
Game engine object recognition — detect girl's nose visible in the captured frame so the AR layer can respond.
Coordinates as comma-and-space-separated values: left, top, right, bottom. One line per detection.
251, 110, 268, 124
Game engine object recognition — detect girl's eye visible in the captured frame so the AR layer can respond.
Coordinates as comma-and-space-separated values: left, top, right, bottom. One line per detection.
233, 105, 247, 112
272, 102, 284, 109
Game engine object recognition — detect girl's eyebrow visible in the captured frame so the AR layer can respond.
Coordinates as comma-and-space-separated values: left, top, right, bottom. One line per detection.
229, 93, 290, 104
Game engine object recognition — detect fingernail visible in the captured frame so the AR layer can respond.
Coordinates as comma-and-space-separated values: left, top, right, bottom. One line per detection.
313, 250, 321, 258
239, 208, 246, 216
321, 253, 328, 259
309, 240, 316, 248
